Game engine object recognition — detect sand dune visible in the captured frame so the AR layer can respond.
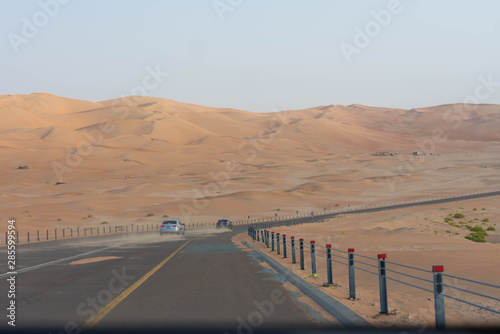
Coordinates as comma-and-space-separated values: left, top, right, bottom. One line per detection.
0, 93, 498, 330
0, 93, 499, 229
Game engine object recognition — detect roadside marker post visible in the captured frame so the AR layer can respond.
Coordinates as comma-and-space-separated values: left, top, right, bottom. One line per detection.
433, 265, 446, 329
378, 253, 388, 314
311, 241, 316, 275
46, 229, 49, 240
324, 244, 333, 286
299, 239, 304, 270
283, 235, 287, 258
348, 248, 356, 299
37, 230, 40, 241
291, 237, 296, 263
276, 233, 281, 255
27, 231, 30, 243
271, 232, 275, 251
17, 231, 19, 244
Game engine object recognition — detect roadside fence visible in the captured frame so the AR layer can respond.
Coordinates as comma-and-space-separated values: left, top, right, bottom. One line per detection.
248, 226, 500, 329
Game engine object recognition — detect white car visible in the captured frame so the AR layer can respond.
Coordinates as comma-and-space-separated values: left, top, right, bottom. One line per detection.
160, 220, 185, 235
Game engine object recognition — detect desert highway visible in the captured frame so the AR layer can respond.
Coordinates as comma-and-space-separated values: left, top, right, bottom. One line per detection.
0, 229, 341, 331
2, 190, 499, 331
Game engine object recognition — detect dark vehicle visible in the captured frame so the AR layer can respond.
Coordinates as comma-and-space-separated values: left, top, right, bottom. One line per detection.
216, 219, 232, 229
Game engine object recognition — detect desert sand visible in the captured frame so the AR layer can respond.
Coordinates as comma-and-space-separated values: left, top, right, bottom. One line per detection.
1, 93, 499, 233
1, 93, 499, 327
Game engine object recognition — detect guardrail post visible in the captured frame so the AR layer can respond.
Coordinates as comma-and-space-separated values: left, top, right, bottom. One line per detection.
378, 253, 388, 314
433, 265, 446, 329
300, 239, 304, 270
324, 244, 333, 286
277, 233, 281, 255
283, 235, 287, 258
271, 232, 275, 251
348, 248, 356, 299
310, 241, 316, 274
291, 237, 296, 263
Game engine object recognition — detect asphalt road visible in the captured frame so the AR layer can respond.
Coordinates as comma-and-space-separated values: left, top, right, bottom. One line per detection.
0, 229, 338, 331
246, 190, 500, 229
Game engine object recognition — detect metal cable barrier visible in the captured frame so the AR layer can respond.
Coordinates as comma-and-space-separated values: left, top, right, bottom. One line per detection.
248, 225, 500, 329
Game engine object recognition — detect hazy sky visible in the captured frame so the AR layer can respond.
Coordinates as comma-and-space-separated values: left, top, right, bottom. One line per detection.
2, 0, 500, 112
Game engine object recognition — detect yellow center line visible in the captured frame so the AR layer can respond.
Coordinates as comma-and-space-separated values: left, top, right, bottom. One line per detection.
85, 239, 193, 328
